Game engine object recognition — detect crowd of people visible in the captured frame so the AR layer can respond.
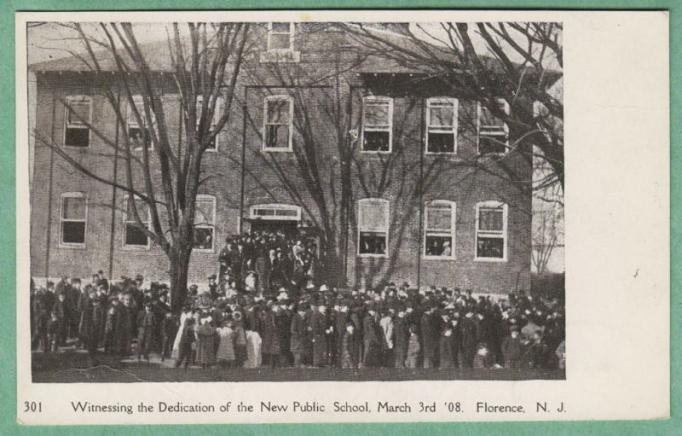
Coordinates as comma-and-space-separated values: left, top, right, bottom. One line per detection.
30, 230, 566, 372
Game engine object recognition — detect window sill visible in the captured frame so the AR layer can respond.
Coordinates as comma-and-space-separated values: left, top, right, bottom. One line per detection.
360, 150, 392, 155
63, 144, 90, 150
263, 147, 293, 153
260, 50, 301, 63
474, 257, 508, 263
122, 245, 151, 251
357, 253, 387, 259
58, 243, 86, 250
423, 256, 456, 261
192, 248, 215, 254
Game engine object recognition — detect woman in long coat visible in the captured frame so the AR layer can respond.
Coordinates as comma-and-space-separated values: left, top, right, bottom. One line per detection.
216, 320, 236, 367
195, 319, 217, 367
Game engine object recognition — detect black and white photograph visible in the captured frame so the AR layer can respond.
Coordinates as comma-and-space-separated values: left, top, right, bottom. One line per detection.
24, 18, 567, 384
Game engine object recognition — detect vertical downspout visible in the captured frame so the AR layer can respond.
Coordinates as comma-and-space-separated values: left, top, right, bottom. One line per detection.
107, 91, 121, 279
238, 86, 248, 234
44, 86, 57, 279
416, 96, 425, 290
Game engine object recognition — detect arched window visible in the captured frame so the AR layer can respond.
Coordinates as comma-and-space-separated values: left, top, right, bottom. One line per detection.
424, 200, 456, 259
358, 198, 389, 257
475, 200, 508, 261
361, 96, 393, 153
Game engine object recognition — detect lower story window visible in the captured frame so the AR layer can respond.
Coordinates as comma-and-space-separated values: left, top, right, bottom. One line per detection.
60, 193, 87, 246
124, 196, 150, 248
475, 201, 508, 260
193, 195, 215, 251
424, 200, 455, 258
358, 198, 389, 256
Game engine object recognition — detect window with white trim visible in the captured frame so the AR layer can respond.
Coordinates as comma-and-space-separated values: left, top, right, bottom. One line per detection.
362, 96, 392, 153
475, 201, 508, 261
263, 95, 293, 151
424, 200, 455, 258
267, 22, 294, 51
478, 98, 510, 155
127, 95, 154, 150
426, 98, 458, 154
196, 95, 223, 151
358, 198, 389, 256
193, 195, 216, 251
123, 195, 150, 249
60, 192, 87, 246
64, 96, 91, 147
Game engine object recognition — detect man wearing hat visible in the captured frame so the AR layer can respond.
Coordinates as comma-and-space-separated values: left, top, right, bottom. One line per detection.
362, 302, 382, 367
208, 274, 219, 300
289, 303, 307, 367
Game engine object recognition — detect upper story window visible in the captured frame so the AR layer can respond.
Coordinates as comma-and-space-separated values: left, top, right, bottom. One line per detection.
60, 192, 87, 247
196, 95, 223, 151
193, 195, 216, 252
478, 98, 510, 155
127, 95, 153, 150
424, 200, 456, 259
123, 195, 150, 249
64, 96, 91, 147
475, 201, 508, 261
267, 22, 295, 51
263, 95, 293, 151
362, 96, 393, 153
426, 98, 458, 154
358, 198, 389, 257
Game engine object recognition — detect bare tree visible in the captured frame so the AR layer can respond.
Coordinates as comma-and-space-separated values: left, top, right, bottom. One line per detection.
338, 22, 564, 191
33, 22, 250, 311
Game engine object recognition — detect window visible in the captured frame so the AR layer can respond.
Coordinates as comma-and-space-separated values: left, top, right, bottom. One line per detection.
263, 95, 293, 151
478, 98, 510, 155
362, 97, 393, 153
358, 198, 389, 256
426, 98, 458, 154
60, 193, 87, 246
196, 95, 223, 151
64, 96, 91, 147
193, 195, 216, 251
123, 195, 150, 249
127, 95, 153, 150
267, 22, 294, 51
475, 201, 508, 261
424, 200, 455, 258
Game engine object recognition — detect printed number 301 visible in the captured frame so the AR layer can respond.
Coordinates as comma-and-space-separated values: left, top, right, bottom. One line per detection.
23, 401, 42, 413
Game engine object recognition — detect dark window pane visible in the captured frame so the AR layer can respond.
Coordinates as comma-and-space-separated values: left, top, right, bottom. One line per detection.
425, 235, 452, 257
359, 232, 386, 255
427, 132, 455, 153
265, 125, 289, 148
68, 102, 90, 125
477, 237, 504, 258
363, 130, 390, 152
269, 34, 291, 50
125, 224, 148, 247
62, 222, 85, 244
65, 127, 89, 147
128, 127, 150, 148
479, 208, 504, 231
479, 134, 507, 154
193, 228, 214, 250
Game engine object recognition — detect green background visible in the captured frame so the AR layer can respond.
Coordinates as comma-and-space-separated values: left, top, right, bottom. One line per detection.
0, 0, 676, 434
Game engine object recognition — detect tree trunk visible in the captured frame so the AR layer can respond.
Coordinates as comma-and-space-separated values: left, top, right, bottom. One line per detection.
169, 245, 192, 313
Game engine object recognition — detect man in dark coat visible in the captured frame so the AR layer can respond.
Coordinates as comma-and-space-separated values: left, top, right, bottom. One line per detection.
137, 303, 156, 361
459, 311, 479, 368
393, 309, 409, 368
275, 304, 292, 366
501, 326, 523, 369
52, 292, 67, 346
310, 304, 329, 367
77, 287, 93, 350
420, 305, 439, 368
290, 304, 307, 367
333, 301, 349, 367
362, 304, 382, 367
260, 304, 280, 367
88, 295, 106, 355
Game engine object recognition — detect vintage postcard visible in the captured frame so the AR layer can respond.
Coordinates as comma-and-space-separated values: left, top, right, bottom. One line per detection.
16, 9, 668, 424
